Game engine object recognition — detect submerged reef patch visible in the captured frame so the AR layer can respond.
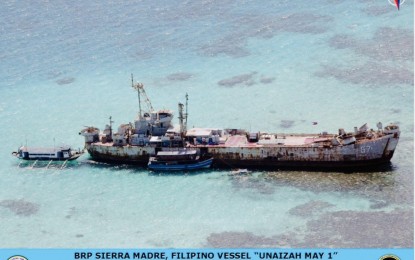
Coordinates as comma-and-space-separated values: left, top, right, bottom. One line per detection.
304, 210, 413, 247
363, 5, 394, 16
206, 231, 280, 248
199, 37, 251, 58
199, 12, 333, 58
166, 72, 194, 81
369, 199, 389, 209
370, 27, 414, 60
322, 27, 414, 86
280, 120, 295, 129
217, 72, 276, 87
329, 27, 414, 61
218, 72, 257, 87
288, 200, 335, 217
263, 170, 413, 207
205, 210, 413, 247
315, 62, 413, 86
56, 77, 75, 85
390, 108, 401, 114
229, 175, 276, 195
135, 49, 154, 60
0, 199, 40, 216
260, 77, 276, 84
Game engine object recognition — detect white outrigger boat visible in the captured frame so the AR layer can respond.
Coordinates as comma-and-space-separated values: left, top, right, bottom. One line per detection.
12, 145, 84, 161
12, 145, 84, 169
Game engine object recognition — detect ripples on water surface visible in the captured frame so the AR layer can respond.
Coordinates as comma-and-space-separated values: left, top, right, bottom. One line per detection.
0, 0, 413, 248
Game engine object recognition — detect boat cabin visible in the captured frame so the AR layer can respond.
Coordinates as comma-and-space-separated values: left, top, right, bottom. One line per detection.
16, 146, 74, 160
154, 149, 198, 162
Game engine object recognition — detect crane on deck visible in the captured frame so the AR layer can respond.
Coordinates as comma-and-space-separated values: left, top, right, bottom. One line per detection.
131, 74, 154, 118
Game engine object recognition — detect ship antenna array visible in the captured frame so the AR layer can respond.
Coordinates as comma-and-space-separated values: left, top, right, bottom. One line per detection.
131, 74, 154, 118
184, 93, 188, 133
178, 102, 184, 135
178, 93, 189, 135
109, 116, 114, 139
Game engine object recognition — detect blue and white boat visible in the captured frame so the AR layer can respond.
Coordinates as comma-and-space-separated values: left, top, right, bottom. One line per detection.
148, 149, 213, 171
12, 145, 84, 161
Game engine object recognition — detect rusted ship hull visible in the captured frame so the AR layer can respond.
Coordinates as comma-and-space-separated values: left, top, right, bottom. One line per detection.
85, 146, 395, 169
85, 143, 152, 165
83, 128, 399, 170
209, 136, 396, 169
80, 80, 401, 171
204, 133, 398, 169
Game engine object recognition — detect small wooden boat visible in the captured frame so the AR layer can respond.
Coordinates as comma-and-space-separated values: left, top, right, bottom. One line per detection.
12, 145, 84, 161
148, 149, 213, 171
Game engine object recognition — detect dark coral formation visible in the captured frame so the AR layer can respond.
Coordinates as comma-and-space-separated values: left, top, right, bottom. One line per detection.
56, 77, 75, 85
280, 120, 295, 129
206, 210, 413, 248
0, 199, 40, 216
304, 210, 413, 247
206, 231, 279, 248
218, 72, 257, 87
166, 72, 194, 81
288, 200, 335, 216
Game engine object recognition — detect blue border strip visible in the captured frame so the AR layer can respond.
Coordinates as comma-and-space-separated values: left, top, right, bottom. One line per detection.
0, 249, 413, 260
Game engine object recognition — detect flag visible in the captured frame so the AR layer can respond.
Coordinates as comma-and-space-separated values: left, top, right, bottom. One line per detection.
394, 0, 400, 10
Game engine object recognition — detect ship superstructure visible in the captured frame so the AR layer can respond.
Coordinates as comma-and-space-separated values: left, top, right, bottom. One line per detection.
80, 77, 188, 165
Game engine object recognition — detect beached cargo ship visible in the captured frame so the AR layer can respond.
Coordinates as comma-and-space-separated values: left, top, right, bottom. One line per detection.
80, 79, 400, 170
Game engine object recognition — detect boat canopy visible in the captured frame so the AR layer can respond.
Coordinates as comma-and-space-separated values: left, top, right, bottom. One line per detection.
20, 146, 71, 153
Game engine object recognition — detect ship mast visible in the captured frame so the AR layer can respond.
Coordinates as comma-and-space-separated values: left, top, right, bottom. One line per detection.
178, 102, 184, 135
131, 74, 154, 118
178, 93, 189, 136
132, 74, 142, 118
108, 116, 114, 142
184, 93, 188, 133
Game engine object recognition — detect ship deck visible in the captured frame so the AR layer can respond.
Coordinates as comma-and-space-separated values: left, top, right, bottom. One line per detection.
198, 134, 335, 148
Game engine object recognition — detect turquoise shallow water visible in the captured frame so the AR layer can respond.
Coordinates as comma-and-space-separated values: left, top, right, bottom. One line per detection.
0, 0, 413, 248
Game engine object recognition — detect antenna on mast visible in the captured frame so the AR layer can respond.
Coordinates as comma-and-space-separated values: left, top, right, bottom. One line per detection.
178, 102, 184, 135
109, 116, 114, 142
184, 93, 188, 133
131, 74, 142, 118
178, 93, 189, 136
